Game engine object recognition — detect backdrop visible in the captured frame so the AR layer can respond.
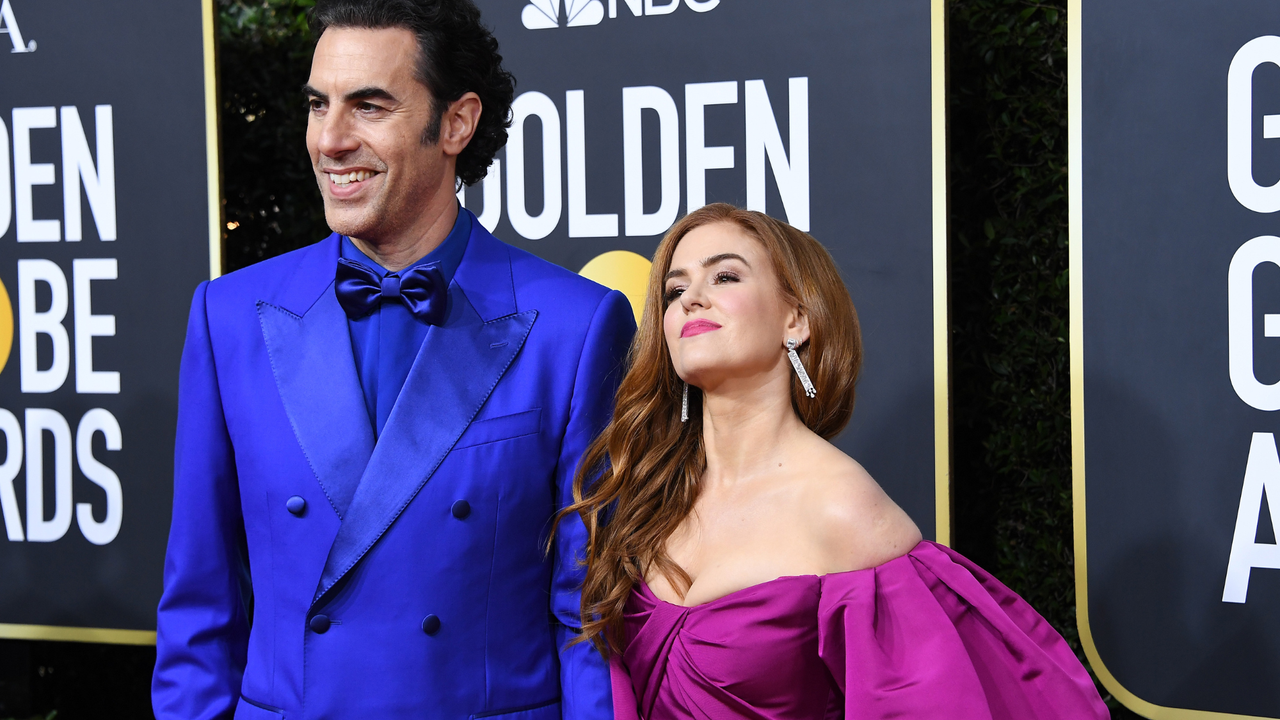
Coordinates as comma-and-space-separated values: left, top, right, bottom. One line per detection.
1073, 0, 1280, 716
0, 0, 943, 642
0, 0, 216, 642
469, 0, 947, 540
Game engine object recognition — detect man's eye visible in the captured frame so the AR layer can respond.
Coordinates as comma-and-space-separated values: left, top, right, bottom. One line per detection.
309, 99, 325, 112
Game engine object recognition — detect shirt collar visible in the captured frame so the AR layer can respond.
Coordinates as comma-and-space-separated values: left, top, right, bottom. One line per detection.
339, 205, 472, 286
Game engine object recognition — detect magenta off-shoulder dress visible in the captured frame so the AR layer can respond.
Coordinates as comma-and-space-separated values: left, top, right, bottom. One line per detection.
610, 541, 1108, 720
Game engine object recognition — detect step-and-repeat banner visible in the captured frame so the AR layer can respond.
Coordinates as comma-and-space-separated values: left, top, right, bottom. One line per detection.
0, 0, 217, 642
1073, 0, 1280, 716
470, 0, 948, 541
0, 0, 942, 642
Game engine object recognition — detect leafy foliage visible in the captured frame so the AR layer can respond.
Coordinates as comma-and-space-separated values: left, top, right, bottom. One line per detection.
947, 0, 1136, 715
218, 0, 329, 272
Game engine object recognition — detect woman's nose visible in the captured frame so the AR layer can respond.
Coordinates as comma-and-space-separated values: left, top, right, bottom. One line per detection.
680, 284, 708, 311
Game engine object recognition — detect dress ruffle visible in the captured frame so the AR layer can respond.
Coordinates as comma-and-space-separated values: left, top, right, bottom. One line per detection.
611, 541, 1107, 720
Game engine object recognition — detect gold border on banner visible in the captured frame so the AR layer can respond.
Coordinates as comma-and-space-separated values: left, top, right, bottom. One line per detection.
1070, 2, 1271, 717
205, 0, 224, 279
931, 0, 951, 547
0, 0, 220, 647
0, 624, 156, 646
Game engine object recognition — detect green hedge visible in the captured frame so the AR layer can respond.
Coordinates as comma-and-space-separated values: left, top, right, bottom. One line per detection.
218, 0, 327, 273
947, 0, 1136, 715
947, 0, 1072, 648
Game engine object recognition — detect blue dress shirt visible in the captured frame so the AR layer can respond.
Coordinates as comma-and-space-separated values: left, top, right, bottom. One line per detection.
340, 208, 471, 436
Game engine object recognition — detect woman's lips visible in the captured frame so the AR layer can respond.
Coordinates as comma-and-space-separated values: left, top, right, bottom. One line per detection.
681, 320, 722, 338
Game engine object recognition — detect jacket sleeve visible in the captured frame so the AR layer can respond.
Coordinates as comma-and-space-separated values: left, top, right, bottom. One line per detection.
551, 289, 636, 720
152, 282, 251, 720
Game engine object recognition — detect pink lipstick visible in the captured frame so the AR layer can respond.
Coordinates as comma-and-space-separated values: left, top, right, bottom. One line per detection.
681, 320, 721, 338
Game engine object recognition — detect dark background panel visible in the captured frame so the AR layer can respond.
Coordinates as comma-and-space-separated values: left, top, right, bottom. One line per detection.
470, 0, 939, 536
0, 0, 210, 631
1082, 0, 1280, 715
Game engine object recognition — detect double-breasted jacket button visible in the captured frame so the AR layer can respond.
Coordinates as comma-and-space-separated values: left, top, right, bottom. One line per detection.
286, 496, 307, 516
421, 614, 441, 635
309, 614, 331, 633
451, 500, 471, 520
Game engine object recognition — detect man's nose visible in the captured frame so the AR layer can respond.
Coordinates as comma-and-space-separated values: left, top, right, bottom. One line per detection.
315, 111, 359, 157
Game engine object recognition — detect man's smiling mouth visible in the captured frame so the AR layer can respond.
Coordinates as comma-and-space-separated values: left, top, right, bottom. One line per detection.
328, 170, 377, 186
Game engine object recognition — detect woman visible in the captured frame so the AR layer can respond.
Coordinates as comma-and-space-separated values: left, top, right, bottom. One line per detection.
559, 204, 1107, 719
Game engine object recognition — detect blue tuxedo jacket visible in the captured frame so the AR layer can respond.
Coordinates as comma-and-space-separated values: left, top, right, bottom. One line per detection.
153, 216, 634, 720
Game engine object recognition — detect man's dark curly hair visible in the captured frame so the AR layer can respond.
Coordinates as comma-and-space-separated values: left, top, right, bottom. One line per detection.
311, 0, 516, 187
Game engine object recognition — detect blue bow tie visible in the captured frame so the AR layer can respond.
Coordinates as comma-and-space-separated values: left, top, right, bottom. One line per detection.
335, 257, 449, 325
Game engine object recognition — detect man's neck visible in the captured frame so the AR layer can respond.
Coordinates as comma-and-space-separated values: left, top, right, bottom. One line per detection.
350, 197, 460, 272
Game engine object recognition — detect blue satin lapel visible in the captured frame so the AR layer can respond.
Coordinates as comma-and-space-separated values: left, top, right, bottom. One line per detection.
258, 289, 375, 518
314, 283, 537, 603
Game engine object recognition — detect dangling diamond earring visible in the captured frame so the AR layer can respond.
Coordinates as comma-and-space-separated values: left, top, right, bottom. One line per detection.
681, 382, 690, 422
786, 339, 817, 398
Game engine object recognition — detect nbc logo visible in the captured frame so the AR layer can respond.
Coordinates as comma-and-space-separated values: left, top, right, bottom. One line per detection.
522, 0, 719, 30
523, 0, 603, 28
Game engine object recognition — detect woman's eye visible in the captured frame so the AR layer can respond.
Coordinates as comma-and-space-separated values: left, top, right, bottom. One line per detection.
714, 271, 740, 284
663, 286, 685, 303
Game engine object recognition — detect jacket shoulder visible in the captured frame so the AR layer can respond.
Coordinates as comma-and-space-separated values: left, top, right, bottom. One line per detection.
502, 240, 614, 307
204, 234, 337, 309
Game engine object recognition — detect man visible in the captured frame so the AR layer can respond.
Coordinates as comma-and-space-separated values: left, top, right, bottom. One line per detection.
152, 1, 633, 717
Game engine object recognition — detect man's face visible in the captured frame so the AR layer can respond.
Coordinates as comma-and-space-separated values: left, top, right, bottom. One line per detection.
305, 27, 446, 243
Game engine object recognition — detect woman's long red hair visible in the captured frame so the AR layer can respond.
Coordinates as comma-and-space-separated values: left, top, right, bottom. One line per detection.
556, 204, 862, 656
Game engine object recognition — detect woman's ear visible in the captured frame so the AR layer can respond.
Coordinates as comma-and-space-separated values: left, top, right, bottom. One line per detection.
785, 303, 811, 346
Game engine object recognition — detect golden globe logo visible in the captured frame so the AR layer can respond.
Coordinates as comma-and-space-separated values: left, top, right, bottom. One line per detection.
0, 279, 12, 374
522, 0, 719, 30
579, 250, 650, 325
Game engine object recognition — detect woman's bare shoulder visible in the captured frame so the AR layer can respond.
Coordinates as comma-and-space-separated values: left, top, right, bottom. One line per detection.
799, 445, 922, 574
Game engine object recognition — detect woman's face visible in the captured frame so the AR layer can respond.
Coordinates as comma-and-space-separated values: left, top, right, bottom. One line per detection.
662, 222, 808, 391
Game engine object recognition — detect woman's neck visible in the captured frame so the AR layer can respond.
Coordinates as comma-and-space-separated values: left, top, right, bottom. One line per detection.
699, 374, 810, 486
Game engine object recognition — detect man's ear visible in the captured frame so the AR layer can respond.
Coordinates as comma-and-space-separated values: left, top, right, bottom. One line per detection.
785, 303, 811, 346
440, 92, 482, 156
